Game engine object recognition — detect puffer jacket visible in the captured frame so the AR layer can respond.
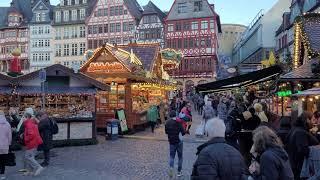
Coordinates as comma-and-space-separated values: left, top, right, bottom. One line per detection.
191, 137, 248, 180
165, 118, 185, 144
24, 119, 43, 150
0, 115, 12, 154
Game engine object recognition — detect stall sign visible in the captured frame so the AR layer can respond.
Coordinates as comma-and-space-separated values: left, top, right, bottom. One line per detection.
116, 109, 128, 132
277, 90, 292, 97
87, 62, 125, 73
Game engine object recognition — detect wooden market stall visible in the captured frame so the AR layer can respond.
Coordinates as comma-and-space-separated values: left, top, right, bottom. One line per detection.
80, 43, 176, 132
10, 64, 110, 145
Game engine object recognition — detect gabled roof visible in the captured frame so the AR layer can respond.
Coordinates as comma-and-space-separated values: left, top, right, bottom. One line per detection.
280, 59, 317, 80
124, 0, 143, 21
276, 12, 291, 35
15, 64, 110, 91
142, 1, 166, 22
118, 43, 160, 72
0, 7, 10, 28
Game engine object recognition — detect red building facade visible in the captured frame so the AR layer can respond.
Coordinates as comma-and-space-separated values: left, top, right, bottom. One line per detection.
164, 0, 221, 93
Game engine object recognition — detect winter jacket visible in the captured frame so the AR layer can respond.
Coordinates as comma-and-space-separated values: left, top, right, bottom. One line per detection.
253, 147, 294, 180
38, 117, 53, 151
277, 128, 290, 146
217, 102, 227, 121
286, 127, 319, 178
147, 105, 159, 122
191, 137, 248, 180
300, 145, 320, 179
242, 115, 261, 131
203, 105, 216, 120
24, 119, 43, 150
165, 118, 185, 145
0, 115, 12, 154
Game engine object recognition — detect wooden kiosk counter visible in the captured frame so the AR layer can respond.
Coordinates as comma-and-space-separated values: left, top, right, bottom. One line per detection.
81, 43, 177, 131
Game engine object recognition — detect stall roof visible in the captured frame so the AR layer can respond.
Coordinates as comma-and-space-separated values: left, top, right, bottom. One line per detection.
16, 86, 97, 95
280, 59, 318, 81
292, 88, 320, 96
196, 65, 283, 93
0, 86, 13, 94
14, 64, 110, 91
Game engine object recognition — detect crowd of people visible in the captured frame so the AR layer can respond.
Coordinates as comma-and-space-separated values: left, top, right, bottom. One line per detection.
0, 107, 57, 179
165, 92, 320, 180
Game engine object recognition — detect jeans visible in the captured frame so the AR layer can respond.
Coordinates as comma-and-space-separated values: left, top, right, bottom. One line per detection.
43, 150, 50, 164
0, 154, 5, 174
169, 142, 183, 172
25, 148, 41, 172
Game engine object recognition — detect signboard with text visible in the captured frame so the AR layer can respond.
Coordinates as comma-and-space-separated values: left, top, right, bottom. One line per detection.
87, 62, 126, 73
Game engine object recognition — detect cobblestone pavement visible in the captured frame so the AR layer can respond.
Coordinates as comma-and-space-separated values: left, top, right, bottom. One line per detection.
4, 110, 207, 180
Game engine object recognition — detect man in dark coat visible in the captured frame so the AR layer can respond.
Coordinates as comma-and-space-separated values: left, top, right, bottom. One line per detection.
191, 118, 248, 180
37, 111, 53, 167
165, 110, 186, 178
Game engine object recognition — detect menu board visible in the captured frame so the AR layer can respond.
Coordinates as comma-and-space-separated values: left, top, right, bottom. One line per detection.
116, 109, 128, 132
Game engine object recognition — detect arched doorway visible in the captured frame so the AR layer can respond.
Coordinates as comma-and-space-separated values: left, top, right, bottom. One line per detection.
198, 80, 208, 85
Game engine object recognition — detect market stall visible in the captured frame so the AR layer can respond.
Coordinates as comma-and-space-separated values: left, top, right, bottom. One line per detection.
11, 64, 110, 145
81, 43, 176, 132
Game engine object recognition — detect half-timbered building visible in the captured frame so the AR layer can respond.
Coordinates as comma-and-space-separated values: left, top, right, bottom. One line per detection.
136, 1, 166, 47
86, 0, 142, 50
0, 0, 33, 73
164, 0, 221, 94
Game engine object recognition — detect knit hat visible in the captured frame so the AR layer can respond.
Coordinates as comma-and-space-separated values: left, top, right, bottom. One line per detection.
24, 107, 34, 117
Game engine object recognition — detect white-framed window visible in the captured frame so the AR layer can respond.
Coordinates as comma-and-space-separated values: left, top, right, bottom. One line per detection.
36, 13, 41, 22
71, 43, 78, 56
79, 43, 85, 55
71, 10, 77, 21
55, 28, 62, 39
83, 0, 87, 4
67, 0, 71, 5
32, 53, 37, 62
32, 40, 37, 47
80, 9, 85, 20
210, 20, 215, 31
194, 1, 203, 12
64, 44, 70, 56
39, 40, 44, 47
45, 40, 50, 47
45, 26, 50, 34
63, 11, 69, 22
201, 21, 208, 30
79, 26, 85, 37
75, 0, 79, 4
64, 27, 69, 39
55, 44, 62, 56
168, 24, 174, 32
39, 53, 44, 61
55, 11, 61, 22
71, 26, 77, 38
192, 22, 198, 30
41, 13, 46, 21
45, 53, 50, 61
178, 2, 187, 13
31, 27, 37, 35
38, 26, 43, 34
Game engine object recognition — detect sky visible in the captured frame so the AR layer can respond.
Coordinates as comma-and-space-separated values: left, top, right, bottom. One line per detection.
0, 0, 279, 26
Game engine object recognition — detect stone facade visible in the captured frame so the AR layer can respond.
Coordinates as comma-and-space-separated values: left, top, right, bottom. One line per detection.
29, 0, 54, 71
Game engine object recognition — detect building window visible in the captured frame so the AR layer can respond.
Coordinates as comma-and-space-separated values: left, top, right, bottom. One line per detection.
98, 25, 103, 33
39, 40, 44, 47
71, 43, 78, 56
71, 27, 77, 38
36, 13, 41, 22
45, 40, 50, 47
56, 28, 62, 39
80, 9, 85, 20
63, 11, 69, 21
45, 53, 50, 61
116, 38, 121, 44
56, 11, 61, 22
71, 10, 77, 21
88, 25, 92, 34
104, 24, 108, 33
116, 23, 121, 32
38, 27, 43, 34
92, 25, 98, 34
110, 23, 115, 32
41, 13, 46, 21
183, 22, 190, 30
45, 26, 50, 34
64, 44, 70, 56
192, 22, 198, 30
64, 27, 69, 39
79, 43, 85, 55
178, 39, 182, 48
104, 8, 108, 16
194, 1, 203, 12
110, 6, 115, 16
175, 22, 182, 31
210, 20, 215, 31
201, 21, 208, 30
88, 40, 93, 49
168, 24, 174, 32
32, 27, 37, 35
178, 2, 187, 13
124, 9, 127, 14
80, 26, 85, 37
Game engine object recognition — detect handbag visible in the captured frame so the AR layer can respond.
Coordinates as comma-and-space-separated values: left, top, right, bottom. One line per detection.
5, 152, 16, 167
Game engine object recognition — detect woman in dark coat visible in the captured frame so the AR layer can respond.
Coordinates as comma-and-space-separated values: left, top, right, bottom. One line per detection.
286, 112, 319, 179
277, 118, 291, 145
251, 126, 294, 180
37, 111, 53, 167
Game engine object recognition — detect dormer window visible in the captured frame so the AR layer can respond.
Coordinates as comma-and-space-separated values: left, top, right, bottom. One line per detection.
194, 1, 203, 12
36, 13, 41, 22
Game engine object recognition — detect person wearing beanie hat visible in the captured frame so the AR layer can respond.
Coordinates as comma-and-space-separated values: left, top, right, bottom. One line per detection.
165, 110, 186, 178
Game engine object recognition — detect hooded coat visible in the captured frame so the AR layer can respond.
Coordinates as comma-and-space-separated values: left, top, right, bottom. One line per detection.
38, 115, 53, 151
191, 137, 248, 180
254, 147, 294, 180
0, 115, 11, 154
24, 119, 43, 150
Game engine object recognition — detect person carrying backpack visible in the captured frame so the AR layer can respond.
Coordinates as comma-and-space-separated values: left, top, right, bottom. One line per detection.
37, 111, 55, 167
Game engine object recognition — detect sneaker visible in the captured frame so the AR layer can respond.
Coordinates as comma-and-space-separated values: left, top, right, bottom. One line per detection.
34, 166, 44, 176
1, 176, 6, 180
168, 168, 174, 178
177, 171, 183, 177
23, 171, 32, 176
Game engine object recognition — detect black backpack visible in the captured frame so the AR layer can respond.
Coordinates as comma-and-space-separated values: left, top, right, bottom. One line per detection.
50, 119, 59, 135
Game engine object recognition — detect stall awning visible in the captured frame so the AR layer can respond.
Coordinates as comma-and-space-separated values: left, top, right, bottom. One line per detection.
280, 59, 318, 81
196, 65, 282, 93
292, 88, 320, 96
0, 86, 13, 94
16, 86, 97, 95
